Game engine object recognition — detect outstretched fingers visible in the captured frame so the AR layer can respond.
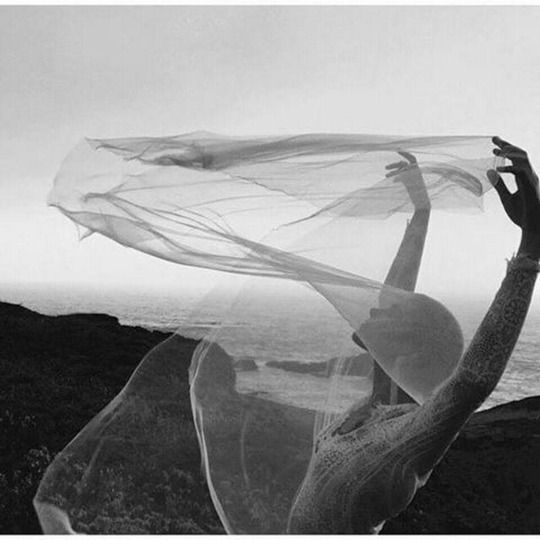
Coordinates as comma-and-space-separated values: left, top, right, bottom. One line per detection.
385, 160, 408, 171
492, 136, 538, 193
385, 151, 418, 178
487, 169, 513, 209
385, 161, 410, 180
492, 136, 528, 171
488, 169, 522, 227
492, 136, 526, 156
496, 165, 519, 175
493, 149, 527, 161
397, 150, 417, 164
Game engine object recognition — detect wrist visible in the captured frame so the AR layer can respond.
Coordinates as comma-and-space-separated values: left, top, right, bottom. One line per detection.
518, 233, 540, 260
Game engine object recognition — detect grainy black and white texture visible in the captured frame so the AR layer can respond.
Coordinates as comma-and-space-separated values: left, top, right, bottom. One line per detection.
288, 259, 538, 534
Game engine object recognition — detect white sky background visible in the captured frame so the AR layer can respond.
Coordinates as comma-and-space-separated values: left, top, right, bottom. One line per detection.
2, 6, 540, 306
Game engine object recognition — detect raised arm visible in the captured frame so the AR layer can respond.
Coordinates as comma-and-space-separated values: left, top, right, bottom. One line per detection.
383, 151, 431, 291
404, 137, 540, 475
368, 152, 432, 404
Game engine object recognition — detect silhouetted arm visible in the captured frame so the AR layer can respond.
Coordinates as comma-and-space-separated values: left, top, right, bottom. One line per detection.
381, 151, 432, 290
370, 152, 432, 404
399, 255, 538, 478
401, 137, 540, 476
383, 209, 430, 291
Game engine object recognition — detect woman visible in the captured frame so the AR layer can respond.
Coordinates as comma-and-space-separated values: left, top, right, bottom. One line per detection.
35, 134, 536, 534
287, 136, 540, 533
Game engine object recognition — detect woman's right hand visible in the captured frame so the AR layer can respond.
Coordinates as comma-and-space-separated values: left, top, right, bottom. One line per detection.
386, 151, 431, 211
487, 137, 540, 258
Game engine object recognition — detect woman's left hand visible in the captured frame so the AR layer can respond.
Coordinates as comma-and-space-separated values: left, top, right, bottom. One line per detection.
487, 137, 540, 258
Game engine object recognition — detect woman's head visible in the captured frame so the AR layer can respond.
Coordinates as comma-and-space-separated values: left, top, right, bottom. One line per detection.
356, 291, 464, 404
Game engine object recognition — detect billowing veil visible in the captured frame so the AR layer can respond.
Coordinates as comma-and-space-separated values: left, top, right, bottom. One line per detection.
35, 133, 499, 533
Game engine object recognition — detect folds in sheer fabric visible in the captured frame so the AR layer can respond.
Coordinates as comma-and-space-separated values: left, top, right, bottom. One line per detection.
36, 133, 498, 533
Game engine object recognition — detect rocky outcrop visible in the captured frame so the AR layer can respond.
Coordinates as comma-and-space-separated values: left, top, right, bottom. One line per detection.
234, 357, 259, 371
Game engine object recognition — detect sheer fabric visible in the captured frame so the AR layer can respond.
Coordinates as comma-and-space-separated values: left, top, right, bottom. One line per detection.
36, 133, 498, 533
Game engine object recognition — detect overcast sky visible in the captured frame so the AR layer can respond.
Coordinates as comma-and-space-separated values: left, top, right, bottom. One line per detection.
2, 6, 540, 305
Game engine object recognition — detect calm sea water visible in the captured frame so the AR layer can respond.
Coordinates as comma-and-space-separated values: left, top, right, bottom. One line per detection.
2, 281, 539, 412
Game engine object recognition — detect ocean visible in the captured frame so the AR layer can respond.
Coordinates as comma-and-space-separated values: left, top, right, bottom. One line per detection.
2, 281, 539, 412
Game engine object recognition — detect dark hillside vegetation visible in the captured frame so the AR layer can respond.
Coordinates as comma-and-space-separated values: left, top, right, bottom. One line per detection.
1, 301, 539, 534
0, 301, 221, 534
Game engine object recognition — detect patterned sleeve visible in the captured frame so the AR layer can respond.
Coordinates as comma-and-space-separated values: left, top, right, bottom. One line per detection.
398, 256, 539, 478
